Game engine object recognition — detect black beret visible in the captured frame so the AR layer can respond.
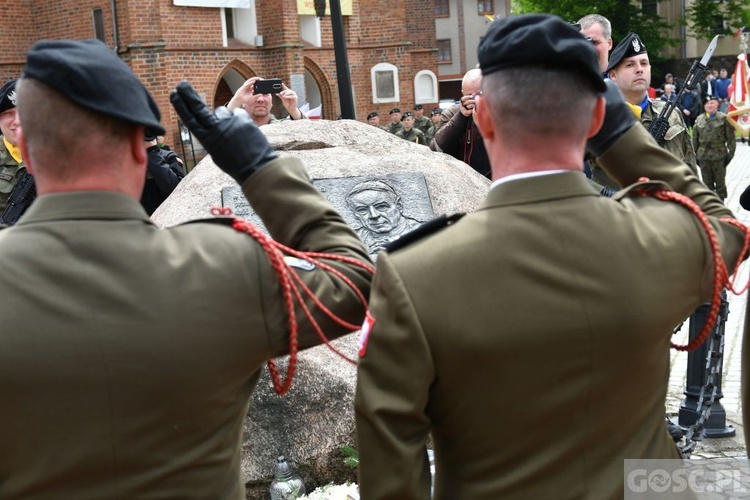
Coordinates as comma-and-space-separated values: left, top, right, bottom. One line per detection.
0, 79, 18, 114
705, 94, 718, 102
413, 104, 423, 110
431, 107, 442, 115
22, 39, 165, 135
389, 107, 401, 114
606, 32, 647, 74
401, 111, 413, 120
478, 14, 605, 93
366, 111, 378, 120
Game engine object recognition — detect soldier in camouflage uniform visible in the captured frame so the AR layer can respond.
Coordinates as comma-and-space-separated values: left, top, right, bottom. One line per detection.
412, 104, 432, 135
366, 111, 388, 131
394, 111, 427, 145
693, 95, 736, 199
386, 108, 403, 135
593, 33, 697, 191
0, 78, 27, 213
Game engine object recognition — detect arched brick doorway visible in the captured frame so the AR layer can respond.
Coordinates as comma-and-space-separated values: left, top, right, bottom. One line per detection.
304, 57, 334, 120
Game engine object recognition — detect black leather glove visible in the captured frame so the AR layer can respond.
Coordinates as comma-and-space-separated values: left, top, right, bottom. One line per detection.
170, 81, 278, 184
586, 79, 638, 158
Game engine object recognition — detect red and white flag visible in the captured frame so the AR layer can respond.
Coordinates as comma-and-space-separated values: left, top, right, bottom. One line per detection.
728, 53, 750, 138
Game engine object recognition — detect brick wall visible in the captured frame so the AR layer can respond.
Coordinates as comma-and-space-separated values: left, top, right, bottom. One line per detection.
0, 0, 439, 142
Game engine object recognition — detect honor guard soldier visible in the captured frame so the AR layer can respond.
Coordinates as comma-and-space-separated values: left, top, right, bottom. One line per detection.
424, 107, 443, 143
386, 107, 403, 134
394, 111, 427, 145
594, 32, 697, 190
693, 94, 736, 199
366, 110, 388, 131
0, 78, 28, 213
411, 104, 432, 135
355, 14, 747, 500
0, 39, 372, 498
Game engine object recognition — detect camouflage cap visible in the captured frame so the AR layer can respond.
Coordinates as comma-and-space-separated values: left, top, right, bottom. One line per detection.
22, 39, 165, 134
0, 79, 18, 114
478, 14, 605, 93
606, 32, 647, 74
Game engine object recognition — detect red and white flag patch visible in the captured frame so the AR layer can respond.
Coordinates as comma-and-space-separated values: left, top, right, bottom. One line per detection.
358, 311, 376, 357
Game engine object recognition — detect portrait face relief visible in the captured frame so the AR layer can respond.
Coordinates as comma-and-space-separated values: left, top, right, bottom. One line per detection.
349, 189, 402, 234
222, 172, 435, 258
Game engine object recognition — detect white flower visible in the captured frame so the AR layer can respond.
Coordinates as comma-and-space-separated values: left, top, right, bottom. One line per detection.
297, 482, 359, 500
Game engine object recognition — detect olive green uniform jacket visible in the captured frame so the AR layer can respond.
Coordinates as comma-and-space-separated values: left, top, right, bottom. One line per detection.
387, 121, 404, 135
395, 127, 427, 146
355, 125, 745, 500
592, 99, 698, 190
0, 136, 25, 213
0, 157, 372, 499
414, 115, 432, 135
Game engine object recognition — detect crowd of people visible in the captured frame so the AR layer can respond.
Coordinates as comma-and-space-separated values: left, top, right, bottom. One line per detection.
0, 12, 748, 500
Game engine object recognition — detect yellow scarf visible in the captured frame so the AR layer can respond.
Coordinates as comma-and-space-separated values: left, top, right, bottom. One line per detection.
3, 137, 22, 164
626, 102, 642, 120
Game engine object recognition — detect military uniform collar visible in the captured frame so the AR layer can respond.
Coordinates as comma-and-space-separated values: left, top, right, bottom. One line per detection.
16, 191, 154, 225
478, 170, 598, 210
490, 169, 567, 189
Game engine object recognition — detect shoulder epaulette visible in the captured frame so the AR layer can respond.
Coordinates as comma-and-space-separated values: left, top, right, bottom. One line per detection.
384, 213, 465, 253
177, 215, 237, 227
612, 179, 672, 200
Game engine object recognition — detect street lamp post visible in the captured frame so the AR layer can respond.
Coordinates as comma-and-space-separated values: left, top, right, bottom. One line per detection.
317, 0, 356, 119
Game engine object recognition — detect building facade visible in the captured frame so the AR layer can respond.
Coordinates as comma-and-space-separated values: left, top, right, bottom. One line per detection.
0, 0, 439, 149
434, 0, 511, 103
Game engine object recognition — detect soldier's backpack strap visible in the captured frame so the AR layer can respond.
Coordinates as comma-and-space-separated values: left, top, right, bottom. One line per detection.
385, 213, 465, 253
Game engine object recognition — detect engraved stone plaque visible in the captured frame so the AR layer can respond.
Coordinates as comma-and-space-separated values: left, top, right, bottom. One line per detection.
221, 172, 434, 256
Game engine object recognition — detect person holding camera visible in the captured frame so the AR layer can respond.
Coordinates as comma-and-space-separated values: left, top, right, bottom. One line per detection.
226, 76, 307, 126
141, 131, 186, 215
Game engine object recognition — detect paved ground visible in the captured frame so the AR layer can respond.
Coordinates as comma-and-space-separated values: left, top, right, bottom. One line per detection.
666, 138, 750, 459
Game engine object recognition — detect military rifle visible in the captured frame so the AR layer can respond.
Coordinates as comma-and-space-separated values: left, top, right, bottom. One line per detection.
647, 35, 720, 146
0, 169, 36, 226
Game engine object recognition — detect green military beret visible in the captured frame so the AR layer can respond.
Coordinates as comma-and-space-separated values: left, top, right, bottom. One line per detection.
606, 32, 647, 74
0, 79, 17, 114
477, 14, 605, 93
22, 39, 165, 135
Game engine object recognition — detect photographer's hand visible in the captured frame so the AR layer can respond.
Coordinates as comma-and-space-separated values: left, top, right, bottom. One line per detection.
278, 83, 302, 120
459, 93, 477, 117
170, 81, 278, 184
227, 77, 260, 111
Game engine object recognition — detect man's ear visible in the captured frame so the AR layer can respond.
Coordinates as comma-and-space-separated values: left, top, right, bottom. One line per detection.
16, 128, 35, 175
587, 96, 606, 139
473, 95, 494, 142
130, 126, 147, 166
